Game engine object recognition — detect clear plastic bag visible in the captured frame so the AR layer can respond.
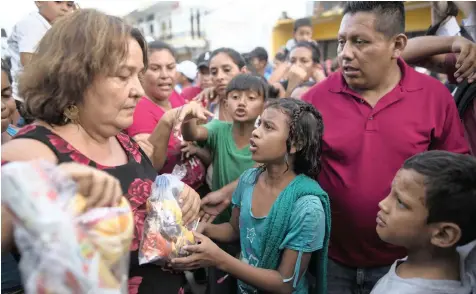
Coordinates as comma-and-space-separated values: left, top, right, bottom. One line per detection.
1, 161, 133, 294
139, 174, 199, 266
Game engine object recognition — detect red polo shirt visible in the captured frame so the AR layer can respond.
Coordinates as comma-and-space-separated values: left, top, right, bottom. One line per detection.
303, 58, 469, 268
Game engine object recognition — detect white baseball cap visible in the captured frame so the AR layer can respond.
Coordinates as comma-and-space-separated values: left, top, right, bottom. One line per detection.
177, 60, 198, 80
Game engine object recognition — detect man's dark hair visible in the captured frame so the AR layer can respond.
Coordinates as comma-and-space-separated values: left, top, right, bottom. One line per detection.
293, 17, 312, 32
403, 151, 476, 246
343, 1, 405, 38
250, 47, 268, 62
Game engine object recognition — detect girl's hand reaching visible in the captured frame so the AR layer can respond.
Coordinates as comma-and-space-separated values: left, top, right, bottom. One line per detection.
171, 232, 224, 271
58, 162, 122, 209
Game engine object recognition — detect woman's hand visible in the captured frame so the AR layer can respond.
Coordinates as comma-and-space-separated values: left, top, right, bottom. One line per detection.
58, 162, 122, 209
287, 64, 308, 85
171, 232, 224, 271
179, 184, 201, 225
451, 36, 476, 83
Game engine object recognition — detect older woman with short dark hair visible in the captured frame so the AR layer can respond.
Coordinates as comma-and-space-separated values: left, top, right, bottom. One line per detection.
1, 9, 201, 293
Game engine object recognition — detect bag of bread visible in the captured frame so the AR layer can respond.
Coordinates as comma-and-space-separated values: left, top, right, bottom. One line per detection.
1, 160, 133, 294
139, 174, 198, 266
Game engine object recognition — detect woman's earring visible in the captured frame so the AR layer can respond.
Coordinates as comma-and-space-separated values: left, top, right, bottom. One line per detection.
63, 105, 80, 124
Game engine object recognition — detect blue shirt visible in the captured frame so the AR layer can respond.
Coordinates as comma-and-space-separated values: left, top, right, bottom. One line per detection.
231, 170, 326, 294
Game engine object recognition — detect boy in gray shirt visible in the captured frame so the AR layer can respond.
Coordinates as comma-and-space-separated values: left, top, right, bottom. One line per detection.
371, 151, 476, 294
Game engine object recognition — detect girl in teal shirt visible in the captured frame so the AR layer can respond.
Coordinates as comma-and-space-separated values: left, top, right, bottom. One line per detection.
172, 98, 331, 294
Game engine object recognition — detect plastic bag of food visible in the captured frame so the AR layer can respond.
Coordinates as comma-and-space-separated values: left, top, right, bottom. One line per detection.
1, 160, 134, 294
139, 174, 198, 266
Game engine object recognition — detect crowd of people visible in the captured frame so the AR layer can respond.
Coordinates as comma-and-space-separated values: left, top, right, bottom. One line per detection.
1, 1, 476, 294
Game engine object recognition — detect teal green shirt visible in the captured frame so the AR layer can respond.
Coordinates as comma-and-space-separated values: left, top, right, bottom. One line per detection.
232, 169, 326, 293
202, 119, 255, 223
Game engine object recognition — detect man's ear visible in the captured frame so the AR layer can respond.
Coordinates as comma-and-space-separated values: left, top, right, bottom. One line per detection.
430, 222, 462, 248
392, 33, 408, 59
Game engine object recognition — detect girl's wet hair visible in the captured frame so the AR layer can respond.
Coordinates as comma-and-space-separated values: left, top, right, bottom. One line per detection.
210, 48, 246, 70
225, 74, 268, 99
263, 98, 324, 179
148, 40, 177, 59
291, 41, 321, 64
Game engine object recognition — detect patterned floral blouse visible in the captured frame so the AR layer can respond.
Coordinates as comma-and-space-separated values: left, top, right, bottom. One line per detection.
12, 124, 185, 294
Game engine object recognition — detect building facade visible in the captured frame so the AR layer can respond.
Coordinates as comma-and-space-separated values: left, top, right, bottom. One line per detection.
124, 1, 209, 61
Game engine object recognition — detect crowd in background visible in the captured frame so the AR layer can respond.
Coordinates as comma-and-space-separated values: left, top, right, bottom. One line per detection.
1, 1, 476, 294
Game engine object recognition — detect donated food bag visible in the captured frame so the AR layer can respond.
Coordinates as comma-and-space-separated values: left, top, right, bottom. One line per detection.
1, 161, 133, 294
139, 174, 198, 265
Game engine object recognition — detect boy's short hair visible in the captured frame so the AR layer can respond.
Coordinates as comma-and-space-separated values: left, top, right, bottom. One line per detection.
249, 47, 268, 62
294, 17, 312, 32
225, 74, 268, 100
403, 150, 476, 246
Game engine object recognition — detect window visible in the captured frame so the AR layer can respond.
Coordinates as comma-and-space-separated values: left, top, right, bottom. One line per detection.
147, 14, 154, 21
150, 24, 154, 34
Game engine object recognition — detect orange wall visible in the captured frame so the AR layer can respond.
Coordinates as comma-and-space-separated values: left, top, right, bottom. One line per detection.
271, 6, 464, 57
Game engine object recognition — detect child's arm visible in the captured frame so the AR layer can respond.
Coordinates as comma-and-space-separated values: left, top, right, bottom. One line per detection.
173, 239, 311, 294
193, 146, 212, 166
219, 249, 312, 294
201, 207, 240, 243
180, 142, 212, 166
181, 118, 209, 142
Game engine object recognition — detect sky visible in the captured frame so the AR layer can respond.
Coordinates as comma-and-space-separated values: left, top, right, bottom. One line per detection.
0, 0, 311, 54
1, 0, 156, 33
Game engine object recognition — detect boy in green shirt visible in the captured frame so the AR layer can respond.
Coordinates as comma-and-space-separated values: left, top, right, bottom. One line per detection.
182, 74, 267, 223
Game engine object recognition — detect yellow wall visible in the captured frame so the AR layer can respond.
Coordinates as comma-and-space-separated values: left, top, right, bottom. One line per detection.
271, 5, 464, 57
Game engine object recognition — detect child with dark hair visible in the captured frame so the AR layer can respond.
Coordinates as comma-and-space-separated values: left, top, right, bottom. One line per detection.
172, 98, 331, 294
285, 18, 314, 52
249, 47, 269, 77
372, 150, 476, 294
181, 73, 267, 223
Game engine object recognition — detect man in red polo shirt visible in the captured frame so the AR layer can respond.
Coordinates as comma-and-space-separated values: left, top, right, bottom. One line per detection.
302, 2, 469, 294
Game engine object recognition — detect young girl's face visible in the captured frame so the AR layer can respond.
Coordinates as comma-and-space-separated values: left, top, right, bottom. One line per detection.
1, 71, 16, 130
290, 47, 315, 80
250, 107, 290, 163
209, 53, 241, 98
226, 90, 264, 123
